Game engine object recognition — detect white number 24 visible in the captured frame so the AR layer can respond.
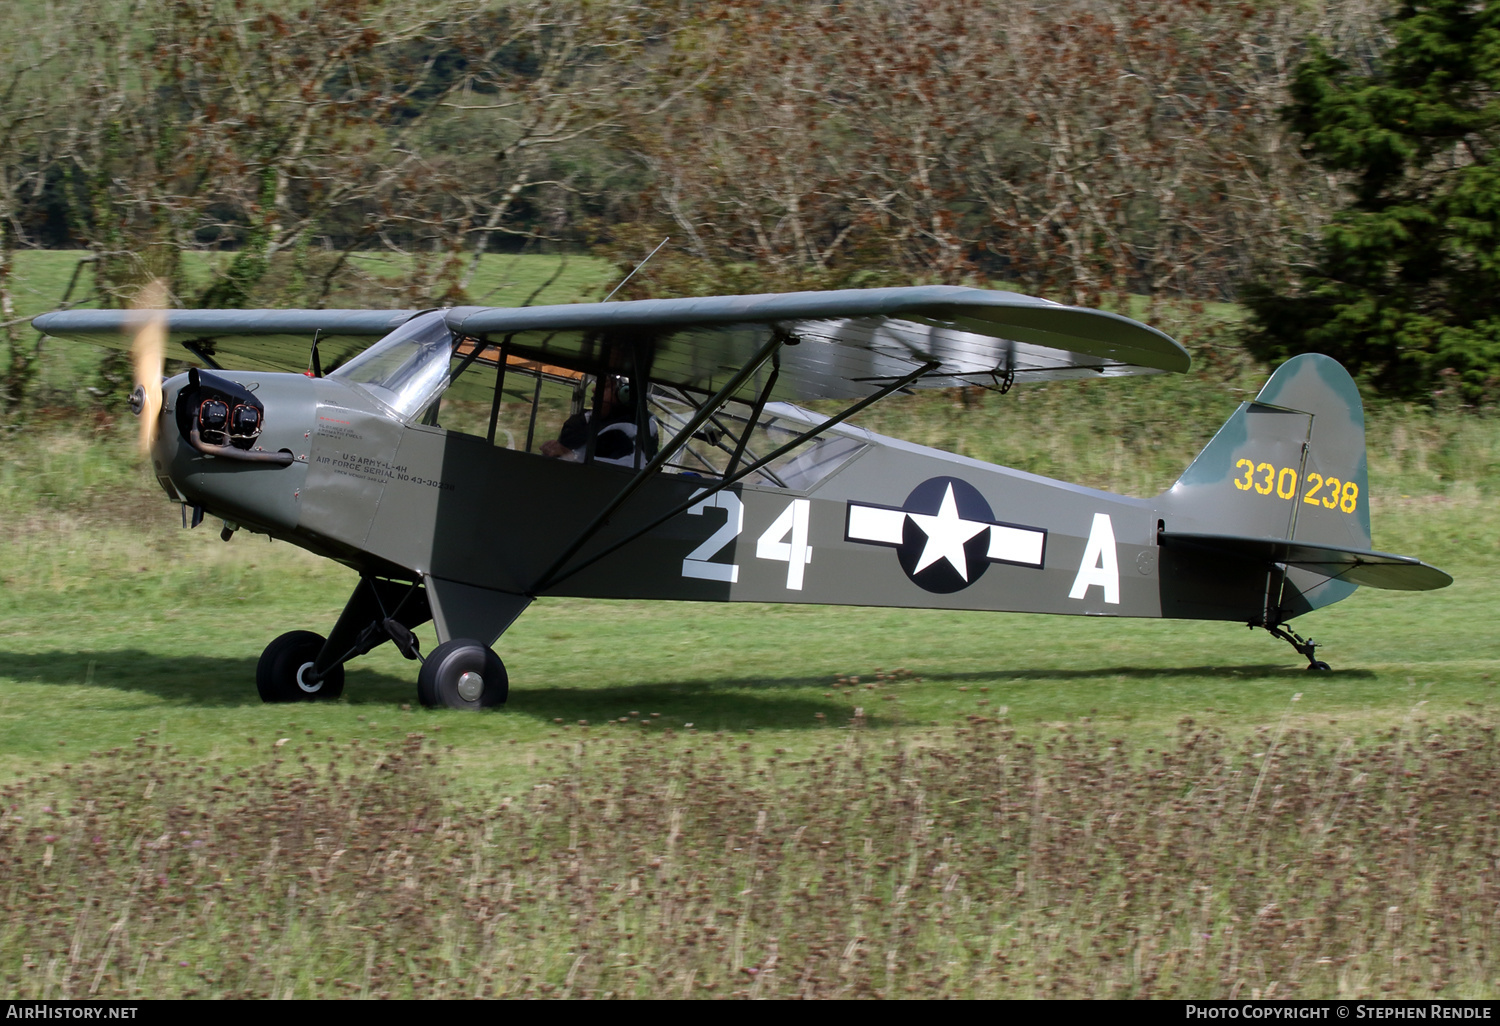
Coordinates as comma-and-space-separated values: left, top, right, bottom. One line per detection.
680, 494, 811, 591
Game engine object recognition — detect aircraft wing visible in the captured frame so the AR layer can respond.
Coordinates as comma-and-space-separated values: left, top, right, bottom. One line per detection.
33, 285, 1188, 401
30, 308, 418, 375
447, 286, 1188, 401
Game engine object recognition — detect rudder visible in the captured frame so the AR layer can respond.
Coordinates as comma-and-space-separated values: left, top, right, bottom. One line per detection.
1162, 354, 1372, 617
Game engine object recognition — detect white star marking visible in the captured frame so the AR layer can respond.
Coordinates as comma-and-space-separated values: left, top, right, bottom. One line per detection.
906, 483, 989, 580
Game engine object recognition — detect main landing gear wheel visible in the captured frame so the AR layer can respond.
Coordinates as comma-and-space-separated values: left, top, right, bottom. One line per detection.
257, 630, 345, 703
417, 639, 508, 710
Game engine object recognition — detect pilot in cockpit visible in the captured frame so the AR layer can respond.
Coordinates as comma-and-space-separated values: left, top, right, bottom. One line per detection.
541, 375, 660, 469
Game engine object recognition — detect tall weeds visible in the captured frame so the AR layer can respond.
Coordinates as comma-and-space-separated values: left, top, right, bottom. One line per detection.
3, 719, 1494, 999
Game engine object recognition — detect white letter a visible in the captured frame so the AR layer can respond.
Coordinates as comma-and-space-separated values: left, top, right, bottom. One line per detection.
1069, 513, 1120, 604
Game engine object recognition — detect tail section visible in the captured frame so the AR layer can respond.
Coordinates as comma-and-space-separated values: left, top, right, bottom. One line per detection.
1169, 353, 1370, 551
1158, 354, 1446, 624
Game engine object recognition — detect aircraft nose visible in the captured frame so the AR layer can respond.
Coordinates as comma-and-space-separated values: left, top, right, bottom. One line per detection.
149, 370, 316, 536
171, 367, 295, 465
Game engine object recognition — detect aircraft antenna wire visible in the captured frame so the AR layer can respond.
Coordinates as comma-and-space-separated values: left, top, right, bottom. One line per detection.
601, 237, 670, 302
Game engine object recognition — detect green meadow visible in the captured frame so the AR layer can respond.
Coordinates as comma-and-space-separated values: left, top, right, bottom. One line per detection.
2, 428, 1495, 776
1, 251, 1497, 998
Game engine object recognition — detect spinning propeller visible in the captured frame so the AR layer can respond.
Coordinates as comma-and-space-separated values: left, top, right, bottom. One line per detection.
126, 280, 167, 454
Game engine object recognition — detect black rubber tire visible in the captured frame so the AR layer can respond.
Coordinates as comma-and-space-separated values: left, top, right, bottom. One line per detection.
417, 639, 507, 710
1307, 660, 1332, 673
256, 630, 345, 702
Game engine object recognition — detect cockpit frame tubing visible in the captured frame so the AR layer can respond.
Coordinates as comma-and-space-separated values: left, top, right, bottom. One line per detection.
535, 359, 938, 594
522, 374, 544, 453
649, 385, 788, 488
722, 354, 781, 481
486, 335, 515, 445
582, 357, 607, 465
528, 331, 789, 595
631, 341, 651, 472
676, 385, 789, 487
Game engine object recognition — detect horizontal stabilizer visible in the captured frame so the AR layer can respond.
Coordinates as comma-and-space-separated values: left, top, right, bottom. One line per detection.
1160, 532, 1452, 592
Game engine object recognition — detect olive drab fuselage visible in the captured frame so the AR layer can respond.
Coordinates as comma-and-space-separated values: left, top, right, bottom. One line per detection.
35, 288, 1448, 700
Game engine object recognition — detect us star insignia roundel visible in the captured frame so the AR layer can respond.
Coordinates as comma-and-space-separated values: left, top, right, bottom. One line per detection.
844, 477, 1047, 593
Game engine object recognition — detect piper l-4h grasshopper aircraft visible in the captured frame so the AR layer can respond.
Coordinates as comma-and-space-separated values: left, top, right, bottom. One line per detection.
34, 286, 1451, 710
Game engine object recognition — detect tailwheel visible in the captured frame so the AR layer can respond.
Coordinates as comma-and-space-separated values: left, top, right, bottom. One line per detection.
417, 639, 508, 710
257, 630, 346, 703
1261, 623, 1330, 673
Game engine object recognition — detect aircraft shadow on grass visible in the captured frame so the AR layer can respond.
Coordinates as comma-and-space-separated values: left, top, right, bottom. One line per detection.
914, 666, 1376, 683
1, 649, 1373, 725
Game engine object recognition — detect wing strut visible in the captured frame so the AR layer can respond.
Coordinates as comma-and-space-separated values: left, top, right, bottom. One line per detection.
527, 330, 791, 595
485, 334, 515, 445
533, 359, 939, 595
723, 354, 780, 480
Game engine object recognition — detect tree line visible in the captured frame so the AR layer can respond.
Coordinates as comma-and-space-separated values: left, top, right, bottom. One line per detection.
10, 0, 1494, 409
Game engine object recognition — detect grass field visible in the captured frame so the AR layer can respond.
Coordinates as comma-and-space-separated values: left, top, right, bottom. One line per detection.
2, 428, 1496, 999
2, 251, 1498, 997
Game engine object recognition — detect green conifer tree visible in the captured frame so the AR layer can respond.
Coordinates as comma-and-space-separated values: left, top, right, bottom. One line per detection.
1245, 0, 1500, 403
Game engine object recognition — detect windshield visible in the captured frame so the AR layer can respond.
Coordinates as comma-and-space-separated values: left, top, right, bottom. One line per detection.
330, 311, 455, 419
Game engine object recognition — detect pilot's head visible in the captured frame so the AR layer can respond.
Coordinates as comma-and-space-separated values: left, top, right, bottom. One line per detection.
598, 375, 632, 411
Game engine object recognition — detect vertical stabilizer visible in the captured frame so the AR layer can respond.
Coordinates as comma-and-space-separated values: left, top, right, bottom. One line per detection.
1161, 354, 1372, 618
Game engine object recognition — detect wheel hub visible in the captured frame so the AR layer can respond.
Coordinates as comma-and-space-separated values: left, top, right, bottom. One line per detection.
296, 661, 322, 693
456, 670, 484, 702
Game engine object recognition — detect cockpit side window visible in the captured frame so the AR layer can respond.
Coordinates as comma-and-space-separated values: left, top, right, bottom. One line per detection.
343, 328, 866, 489
404, 339, 583, 451
648, 389, 867, 491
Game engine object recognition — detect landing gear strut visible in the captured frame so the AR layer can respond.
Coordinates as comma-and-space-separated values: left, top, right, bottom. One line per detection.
255, 575, 511, 709
1260, 622, 1331, 672
256, 575, 433, 705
